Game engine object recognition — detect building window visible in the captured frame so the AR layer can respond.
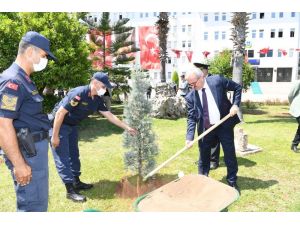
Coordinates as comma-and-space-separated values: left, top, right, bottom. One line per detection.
173, 12, 177, 16
182, 41, 186, 48
204, 32, 208, 40
188, 12, 191, 14
214, 13, 219, 21
167, 41, 171, 48
279, 12, 283, 18
277, 68, 292, 82
167, 57, 171, 64
140, 13, 143, 18
204, 13, 208, 22
222, 31, 226, 40
182, 12, 186, 15
252, 12, 256, 19
278, 29, 283, 38
278, 49, 282, 57
214, 31, 219, 40
222, 13, 226, 21
167, 72, 171, 79
173, 26, 177, 33
153, 12, 157, 17
271, 12, 276, 18
260, 13, 265, 19
173, 41, 177, 48
289, 49, 294, 57
182, 25, 186, 32
260, 52, 266, 58
188, 40, 191, 48
182, 55, 186, 63
290, 28, 295, 37
257, 68, 273, 82
188, 25, 192, 32
94, 17, 98, 22
145, 12, 149, 17
247, 50, 254, 58
270, 29, 275, 38
267, 49, 273, 57
259, 29, 264, 38
291, 12, 296, 17
173, 57, 177, 65
252, 30, 256, 38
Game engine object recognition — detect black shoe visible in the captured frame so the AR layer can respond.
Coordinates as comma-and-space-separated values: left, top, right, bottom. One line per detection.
229, 182, 241, 195
210, 162, 219, 170
65, 183, 87, 202
291, 144, 299, 153
73, 176, 94, 190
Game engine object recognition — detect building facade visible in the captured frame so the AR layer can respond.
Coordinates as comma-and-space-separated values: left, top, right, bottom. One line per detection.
89, 12, 300, 101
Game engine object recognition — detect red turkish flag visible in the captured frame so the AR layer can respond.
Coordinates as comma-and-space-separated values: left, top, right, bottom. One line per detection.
172, 49, 182, 58
279, 49, 287, 56
202, 51, 210, 58
185, 51, 193, 62
259, 48, 270, 54
138, 26, 160, 70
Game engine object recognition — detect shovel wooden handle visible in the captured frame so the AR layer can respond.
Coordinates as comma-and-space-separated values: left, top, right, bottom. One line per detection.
143, 113, 231, 181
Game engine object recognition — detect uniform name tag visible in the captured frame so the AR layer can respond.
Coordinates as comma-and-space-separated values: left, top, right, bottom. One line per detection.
0, 94, 18, 111
81, 102, 88, 106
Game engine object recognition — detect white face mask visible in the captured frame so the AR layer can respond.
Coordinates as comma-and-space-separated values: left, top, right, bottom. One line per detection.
33, 57, 48, 72
97, 88, 106, 96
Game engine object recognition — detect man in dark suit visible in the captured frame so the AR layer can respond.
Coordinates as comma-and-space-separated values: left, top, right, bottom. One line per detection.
185, 66, 241, 193
194, 62, 220, 170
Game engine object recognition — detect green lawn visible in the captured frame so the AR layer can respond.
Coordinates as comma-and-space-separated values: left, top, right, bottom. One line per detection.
0, 104, 299, 212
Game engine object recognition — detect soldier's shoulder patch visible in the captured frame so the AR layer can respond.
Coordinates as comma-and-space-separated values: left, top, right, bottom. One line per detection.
6, 82, 19, 91
0, 94, 18, 111
70, 95, 81, 107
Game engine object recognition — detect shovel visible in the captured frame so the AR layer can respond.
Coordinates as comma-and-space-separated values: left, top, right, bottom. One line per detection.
143, 113, 231, 181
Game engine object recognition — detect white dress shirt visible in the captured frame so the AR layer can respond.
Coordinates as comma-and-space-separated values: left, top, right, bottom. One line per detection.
197, 79, 220, 125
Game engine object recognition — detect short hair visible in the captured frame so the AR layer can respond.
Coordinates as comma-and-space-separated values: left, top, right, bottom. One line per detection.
17, 40, 40, 55
185, 64, 204, 80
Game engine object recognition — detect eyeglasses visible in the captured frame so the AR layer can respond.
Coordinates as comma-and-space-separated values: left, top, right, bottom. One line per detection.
188, 77, 200, 87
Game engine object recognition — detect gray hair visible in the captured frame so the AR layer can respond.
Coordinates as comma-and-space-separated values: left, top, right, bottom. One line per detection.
17, 40, 40, 55
185, 64, 204, 80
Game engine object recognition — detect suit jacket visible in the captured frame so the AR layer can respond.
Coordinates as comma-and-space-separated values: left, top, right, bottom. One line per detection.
288, 81, 300, 118
185, 75, 242, 141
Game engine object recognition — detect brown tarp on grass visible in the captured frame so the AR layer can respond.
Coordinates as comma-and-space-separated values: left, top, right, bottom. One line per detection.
136, 174, 239, 212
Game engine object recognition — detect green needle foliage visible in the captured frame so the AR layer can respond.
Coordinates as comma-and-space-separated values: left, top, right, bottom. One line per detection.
123, 70, 159, 177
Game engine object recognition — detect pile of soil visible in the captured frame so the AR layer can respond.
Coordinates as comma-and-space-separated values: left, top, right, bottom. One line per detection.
116, 174, 175, 198
136, 174, 239, 212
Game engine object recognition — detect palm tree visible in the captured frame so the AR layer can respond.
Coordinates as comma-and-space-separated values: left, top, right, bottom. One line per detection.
230, 12, 250, 120
155, 12, 169, 83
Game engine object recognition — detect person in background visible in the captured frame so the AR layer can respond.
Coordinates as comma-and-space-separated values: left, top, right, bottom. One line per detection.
146, 85, 152, 99
288, 81, 300, 153
103, 88, 112, 111
177, 74, 189, 97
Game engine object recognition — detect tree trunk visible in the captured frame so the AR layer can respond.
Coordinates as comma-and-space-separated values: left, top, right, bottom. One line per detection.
232, 52, 244, 121
103, 31, 106, 66
160, 59, 166, 83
